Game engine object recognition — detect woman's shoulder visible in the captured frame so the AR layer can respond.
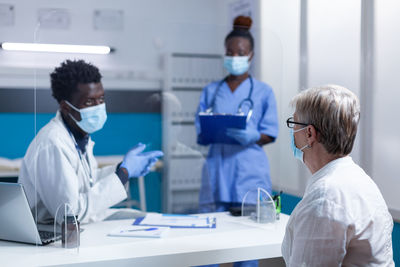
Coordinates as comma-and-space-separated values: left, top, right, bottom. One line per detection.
251, 77, 274, 96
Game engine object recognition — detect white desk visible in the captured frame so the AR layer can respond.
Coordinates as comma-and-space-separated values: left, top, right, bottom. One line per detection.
0, 212, 289, 267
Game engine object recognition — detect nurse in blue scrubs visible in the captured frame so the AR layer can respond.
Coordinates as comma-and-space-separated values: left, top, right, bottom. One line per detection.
196, 15, 279, 224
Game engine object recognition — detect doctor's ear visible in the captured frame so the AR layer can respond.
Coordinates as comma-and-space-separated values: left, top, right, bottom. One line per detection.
59, 100, 71, 114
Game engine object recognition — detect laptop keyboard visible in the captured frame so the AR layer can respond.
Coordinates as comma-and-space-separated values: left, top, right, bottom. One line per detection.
39, 231, 60, 244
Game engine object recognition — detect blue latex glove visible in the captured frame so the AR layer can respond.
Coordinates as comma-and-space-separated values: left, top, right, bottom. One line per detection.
120, 143, 164, 178
226, 128, 261, 146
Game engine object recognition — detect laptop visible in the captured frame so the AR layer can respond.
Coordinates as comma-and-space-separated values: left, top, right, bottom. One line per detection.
0, 182, 61, 245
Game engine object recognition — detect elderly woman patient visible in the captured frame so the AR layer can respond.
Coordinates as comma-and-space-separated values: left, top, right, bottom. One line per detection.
282, 85, 394, 266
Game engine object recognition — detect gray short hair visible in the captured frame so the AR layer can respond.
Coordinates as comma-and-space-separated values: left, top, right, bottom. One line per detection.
291, 85, 360, 156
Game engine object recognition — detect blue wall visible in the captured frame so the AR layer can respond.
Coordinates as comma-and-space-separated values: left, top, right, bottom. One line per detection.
393, 221, 400, 264
281, 193, 399, 265
0, 113, 163, 212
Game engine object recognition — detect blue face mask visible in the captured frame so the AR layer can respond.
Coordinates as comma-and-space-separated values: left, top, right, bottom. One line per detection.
290, 128, 309, 163
223, 56, 250, 76
66, 101, 107, 134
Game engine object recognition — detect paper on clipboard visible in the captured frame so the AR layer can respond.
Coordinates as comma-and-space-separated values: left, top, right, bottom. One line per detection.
198, 113, 246, 144
108, 225, 170, 238
133, 213, 216, 228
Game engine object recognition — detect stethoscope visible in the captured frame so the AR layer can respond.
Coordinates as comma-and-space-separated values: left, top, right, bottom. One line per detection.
205, 75, 254, 122
64, 123, 94, 188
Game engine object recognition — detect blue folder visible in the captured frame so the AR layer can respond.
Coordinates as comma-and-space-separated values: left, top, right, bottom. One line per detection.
198, 114, 247, 145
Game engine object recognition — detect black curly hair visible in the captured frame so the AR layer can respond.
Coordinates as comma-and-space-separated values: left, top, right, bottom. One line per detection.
50, 59, 102, 103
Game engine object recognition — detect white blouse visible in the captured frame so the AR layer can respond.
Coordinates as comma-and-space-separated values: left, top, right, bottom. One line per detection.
282, 157, 394, 266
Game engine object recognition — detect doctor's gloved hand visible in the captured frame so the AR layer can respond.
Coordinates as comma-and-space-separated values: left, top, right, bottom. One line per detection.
226, 128, 260, 146
120, 143, 164, 178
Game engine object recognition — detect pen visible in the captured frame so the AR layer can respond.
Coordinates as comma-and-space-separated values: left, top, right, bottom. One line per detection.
121, 227, 158, 233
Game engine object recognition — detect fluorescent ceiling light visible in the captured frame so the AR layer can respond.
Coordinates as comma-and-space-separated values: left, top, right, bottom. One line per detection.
0, 42, 113, 54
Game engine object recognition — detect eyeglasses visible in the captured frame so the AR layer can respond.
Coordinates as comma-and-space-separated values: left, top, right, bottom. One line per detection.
286, 117, 309, 129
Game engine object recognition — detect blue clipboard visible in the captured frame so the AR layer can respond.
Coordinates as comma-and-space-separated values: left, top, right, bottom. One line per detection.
198, 113, 247, 145
132, 214, 217, 229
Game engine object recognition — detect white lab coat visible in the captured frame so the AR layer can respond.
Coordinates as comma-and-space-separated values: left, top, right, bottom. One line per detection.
282, 156, 394, 266
19, 111, 128, 224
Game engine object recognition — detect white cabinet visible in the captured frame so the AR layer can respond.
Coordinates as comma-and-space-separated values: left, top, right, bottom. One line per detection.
162, 53, 223, 213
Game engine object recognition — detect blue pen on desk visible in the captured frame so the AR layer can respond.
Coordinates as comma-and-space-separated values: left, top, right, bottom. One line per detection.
121, 227, 158, 233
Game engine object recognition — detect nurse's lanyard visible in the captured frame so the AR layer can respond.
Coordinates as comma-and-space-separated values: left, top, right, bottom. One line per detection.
206, 75, 254, 122
65, 125, 94, 187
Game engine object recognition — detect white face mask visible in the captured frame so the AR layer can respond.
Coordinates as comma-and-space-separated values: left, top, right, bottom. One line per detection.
223, 56, 251, 76
66, 101, 107, 134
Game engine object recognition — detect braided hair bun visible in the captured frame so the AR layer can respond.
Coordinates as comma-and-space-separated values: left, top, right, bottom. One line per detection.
233, 16, 252, 31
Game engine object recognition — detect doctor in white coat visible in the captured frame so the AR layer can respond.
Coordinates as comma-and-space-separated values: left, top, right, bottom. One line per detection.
19, 60, 163, 224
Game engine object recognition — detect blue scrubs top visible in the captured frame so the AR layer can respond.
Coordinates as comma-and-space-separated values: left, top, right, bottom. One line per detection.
195, 77, 279, 205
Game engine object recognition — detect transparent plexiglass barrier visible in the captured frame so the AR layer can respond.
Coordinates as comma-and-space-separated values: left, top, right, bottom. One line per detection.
2, 6, 286, 258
